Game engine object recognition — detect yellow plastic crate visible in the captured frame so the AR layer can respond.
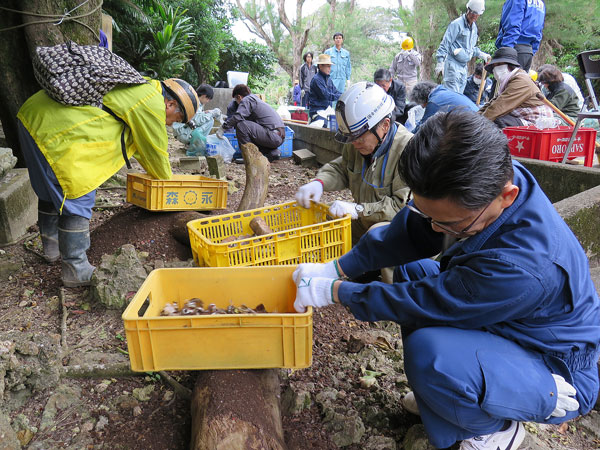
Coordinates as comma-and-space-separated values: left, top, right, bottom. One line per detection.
121, 266, 312, 371
126, 173, 227, 211
187, 201, 351, 267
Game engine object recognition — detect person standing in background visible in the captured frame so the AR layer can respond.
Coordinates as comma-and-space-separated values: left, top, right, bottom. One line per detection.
435, 0, 490, 94
463, 63, 493, 104
496, 0, 546, 73
300, 52, 318, 108
390, 37, 422, 95
325, 32, 352, 94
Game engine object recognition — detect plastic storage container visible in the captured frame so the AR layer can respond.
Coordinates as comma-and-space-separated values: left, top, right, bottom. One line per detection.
122, 266, 312, 371
126, 173, 228, 211
187, 201, 351, 267
502, 126, 597, 167
227, 71, 249, 88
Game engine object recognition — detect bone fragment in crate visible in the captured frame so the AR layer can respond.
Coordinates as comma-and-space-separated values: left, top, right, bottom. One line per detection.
220, 233, 253, 244
160, 299, 269, 316
249, 217, 274, 236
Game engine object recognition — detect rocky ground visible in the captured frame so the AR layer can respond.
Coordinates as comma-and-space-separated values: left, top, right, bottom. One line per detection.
1, 133, 600, 449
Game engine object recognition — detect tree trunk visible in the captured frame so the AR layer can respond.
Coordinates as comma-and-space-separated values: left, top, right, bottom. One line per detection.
0, 0, 101, 165
190, 370, 285, 450
237, 142, 270, 211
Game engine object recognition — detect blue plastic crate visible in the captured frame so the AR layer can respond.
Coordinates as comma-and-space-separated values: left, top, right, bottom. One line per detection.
278, 126, 295, 158
224, 132, 239, 152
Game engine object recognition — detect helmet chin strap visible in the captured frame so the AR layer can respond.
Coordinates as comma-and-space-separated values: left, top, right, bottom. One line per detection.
361, 128, 386, 160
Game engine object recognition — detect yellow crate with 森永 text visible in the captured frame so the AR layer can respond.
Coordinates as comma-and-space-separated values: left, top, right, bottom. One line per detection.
121, 266, 312, 371
126, 173, 227, 211
186, 201, 351, 267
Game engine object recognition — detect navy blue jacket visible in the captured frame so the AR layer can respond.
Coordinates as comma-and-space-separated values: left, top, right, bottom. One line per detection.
308, 70, 341, 115
338, 161, 600, 418
387, 80, 406, 120
414, 85, 478, 132
496, 0, 546, 54
463, 75, 492, 104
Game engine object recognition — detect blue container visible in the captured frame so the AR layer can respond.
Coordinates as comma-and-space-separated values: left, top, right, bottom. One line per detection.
277, 126, 295, 158
328, 115, 338, 132
224, 132, 239, 152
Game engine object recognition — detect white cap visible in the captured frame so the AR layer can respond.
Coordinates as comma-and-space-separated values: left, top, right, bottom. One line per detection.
334, 82, 395, 144
466, 0, 485, 14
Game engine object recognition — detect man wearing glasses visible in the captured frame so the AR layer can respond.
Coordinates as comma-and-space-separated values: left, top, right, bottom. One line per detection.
292, 109, 600, 450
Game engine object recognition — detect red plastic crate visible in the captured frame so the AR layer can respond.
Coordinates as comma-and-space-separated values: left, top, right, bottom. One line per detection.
503, 126, 597, 167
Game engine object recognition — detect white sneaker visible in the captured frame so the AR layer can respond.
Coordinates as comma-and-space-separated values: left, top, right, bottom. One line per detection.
401, 391, 421, 416
460, 421, 525, 450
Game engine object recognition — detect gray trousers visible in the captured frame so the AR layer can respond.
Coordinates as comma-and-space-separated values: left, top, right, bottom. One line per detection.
235, 121, 284, 156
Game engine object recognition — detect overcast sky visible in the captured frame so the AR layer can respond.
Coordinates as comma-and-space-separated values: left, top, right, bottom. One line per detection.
232, 0, 413, 43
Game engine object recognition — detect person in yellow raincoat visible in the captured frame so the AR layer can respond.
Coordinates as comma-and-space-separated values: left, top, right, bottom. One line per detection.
17, 78, 199, 287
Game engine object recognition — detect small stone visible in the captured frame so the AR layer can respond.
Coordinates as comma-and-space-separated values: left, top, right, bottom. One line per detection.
133, 406, 142, 417
82, 422, 94, 432
163, 390, 174, 402
95, 416, 109, 431
132, 384, 155, 402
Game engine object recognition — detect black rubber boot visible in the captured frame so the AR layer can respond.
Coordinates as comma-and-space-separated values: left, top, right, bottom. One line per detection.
58, 215, 95, 287
38, 200, 59, 262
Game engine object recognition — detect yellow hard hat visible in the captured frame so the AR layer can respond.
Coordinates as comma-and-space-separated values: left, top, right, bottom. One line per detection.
162, 78, 200, 123
529, 69, 538, 82
402, 37, 414, 51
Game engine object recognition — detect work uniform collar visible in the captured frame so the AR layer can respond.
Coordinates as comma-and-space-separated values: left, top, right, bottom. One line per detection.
362, 122, 398, 164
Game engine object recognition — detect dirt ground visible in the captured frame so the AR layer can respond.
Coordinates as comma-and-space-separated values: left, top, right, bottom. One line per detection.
2, 135, 600, 450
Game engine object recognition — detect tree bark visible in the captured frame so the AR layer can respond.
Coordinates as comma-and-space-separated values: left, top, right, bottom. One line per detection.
237, 142, 270, 212
190, 370, 285, 450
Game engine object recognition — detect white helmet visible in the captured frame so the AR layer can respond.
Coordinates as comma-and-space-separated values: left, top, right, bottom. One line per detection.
334, 82, 395, 144
466, 0, 485, 14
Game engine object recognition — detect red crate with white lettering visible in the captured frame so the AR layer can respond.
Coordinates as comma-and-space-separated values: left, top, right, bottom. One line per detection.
502, 126, 597, 167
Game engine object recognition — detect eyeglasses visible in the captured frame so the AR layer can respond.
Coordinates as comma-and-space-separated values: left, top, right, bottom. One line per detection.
406, 191, 491, 237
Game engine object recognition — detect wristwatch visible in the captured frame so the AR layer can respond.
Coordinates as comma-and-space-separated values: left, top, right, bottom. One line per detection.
355, 204, 364, 215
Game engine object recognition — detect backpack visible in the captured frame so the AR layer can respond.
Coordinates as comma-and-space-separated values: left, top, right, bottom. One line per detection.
32, 41, 148, 168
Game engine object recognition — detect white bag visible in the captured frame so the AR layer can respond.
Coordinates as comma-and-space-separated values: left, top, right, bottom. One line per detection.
206, 134, 236, 164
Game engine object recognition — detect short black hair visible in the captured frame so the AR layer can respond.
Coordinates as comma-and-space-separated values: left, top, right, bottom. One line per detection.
374, 68, 392, 82
232, 84, 251, 98
333, 32, 344, 39
196, 84, 214, 99
303, 52, 314, 62
474, 63, 484, 76
409, 81, 437, 105
398, 109, 513, 209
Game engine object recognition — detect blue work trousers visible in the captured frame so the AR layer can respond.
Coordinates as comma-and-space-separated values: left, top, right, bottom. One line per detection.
395, 260, 576, 449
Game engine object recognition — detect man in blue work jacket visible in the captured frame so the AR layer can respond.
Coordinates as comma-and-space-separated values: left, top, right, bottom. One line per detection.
308, 54, 342, 121
325, 32, 352, 94
292, 109, 599, 450
496, 0, 546, 72
436, 0, 491, 94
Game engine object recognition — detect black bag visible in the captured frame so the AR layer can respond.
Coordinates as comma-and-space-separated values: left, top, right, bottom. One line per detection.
32, 41, 148, 168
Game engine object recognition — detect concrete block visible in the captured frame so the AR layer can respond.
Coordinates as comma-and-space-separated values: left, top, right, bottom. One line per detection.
292, 148, 317, 167
206, 155, 226, 179
205, 88, 233, 119
0, 168, 37, 245
179, 156, 207, 173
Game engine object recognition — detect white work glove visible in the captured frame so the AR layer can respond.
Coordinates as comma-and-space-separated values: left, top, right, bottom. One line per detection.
220, 114, 228, 124
209, 108, 222, 119
435, 61, 444, 77
346, 80, 351, 89
292, 261, 341, 282
453, 48, 462, 56
480, 51, 491, 62
215, 127, 225, 140
329, 200, 359, 220
293, 276, 335, 313
295, 181, 324, 208
549, 374, 579, 418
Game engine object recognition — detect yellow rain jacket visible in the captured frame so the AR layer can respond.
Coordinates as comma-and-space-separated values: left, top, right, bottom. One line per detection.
17, 79, 171, 199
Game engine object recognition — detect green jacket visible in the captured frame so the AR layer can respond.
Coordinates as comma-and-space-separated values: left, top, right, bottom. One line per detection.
316, 124, 412, 239
547, 82, 580, 120
18, 79, 171, 199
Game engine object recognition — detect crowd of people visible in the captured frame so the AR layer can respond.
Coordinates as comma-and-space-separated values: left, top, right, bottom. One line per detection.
17, 1, 600, 449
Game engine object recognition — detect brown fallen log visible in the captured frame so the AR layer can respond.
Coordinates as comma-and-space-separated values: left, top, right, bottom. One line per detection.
237, 142, 270, 211
190, 370, 285, 450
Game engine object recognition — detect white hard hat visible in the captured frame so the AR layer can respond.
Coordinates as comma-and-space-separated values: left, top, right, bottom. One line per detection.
466, 0, 485, 14
334, 82, 395, 144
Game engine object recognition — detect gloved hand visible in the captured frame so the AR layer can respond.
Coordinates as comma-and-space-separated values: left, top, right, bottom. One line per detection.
480, 51, 491, 62
220, 114, 228, 124
329, 200, 359, 219
215, 127, 225, 140
453, 48, 462, 56
209, 108, 222, 119
292, 261, 341, 283
301, 89, 305, 97
435, 61, 444, 77
293, 276, 335, 313
549, 374, 579, 418
346, 80, 351, 89
295, 181, 324, 208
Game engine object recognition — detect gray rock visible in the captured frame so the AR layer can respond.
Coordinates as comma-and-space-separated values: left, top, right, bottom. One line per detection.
323, 409, 365, 447
91, 244, 148, 309
281, 386, 311, 416
578, 410, 600, 438
0, 148, 17, 179
39, 384, 81, 430
402, 424, 436, 450
0, 251, 23, 281
363, 435, 397, 450
206, 155, 225, 179
0, 410, 20, 449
